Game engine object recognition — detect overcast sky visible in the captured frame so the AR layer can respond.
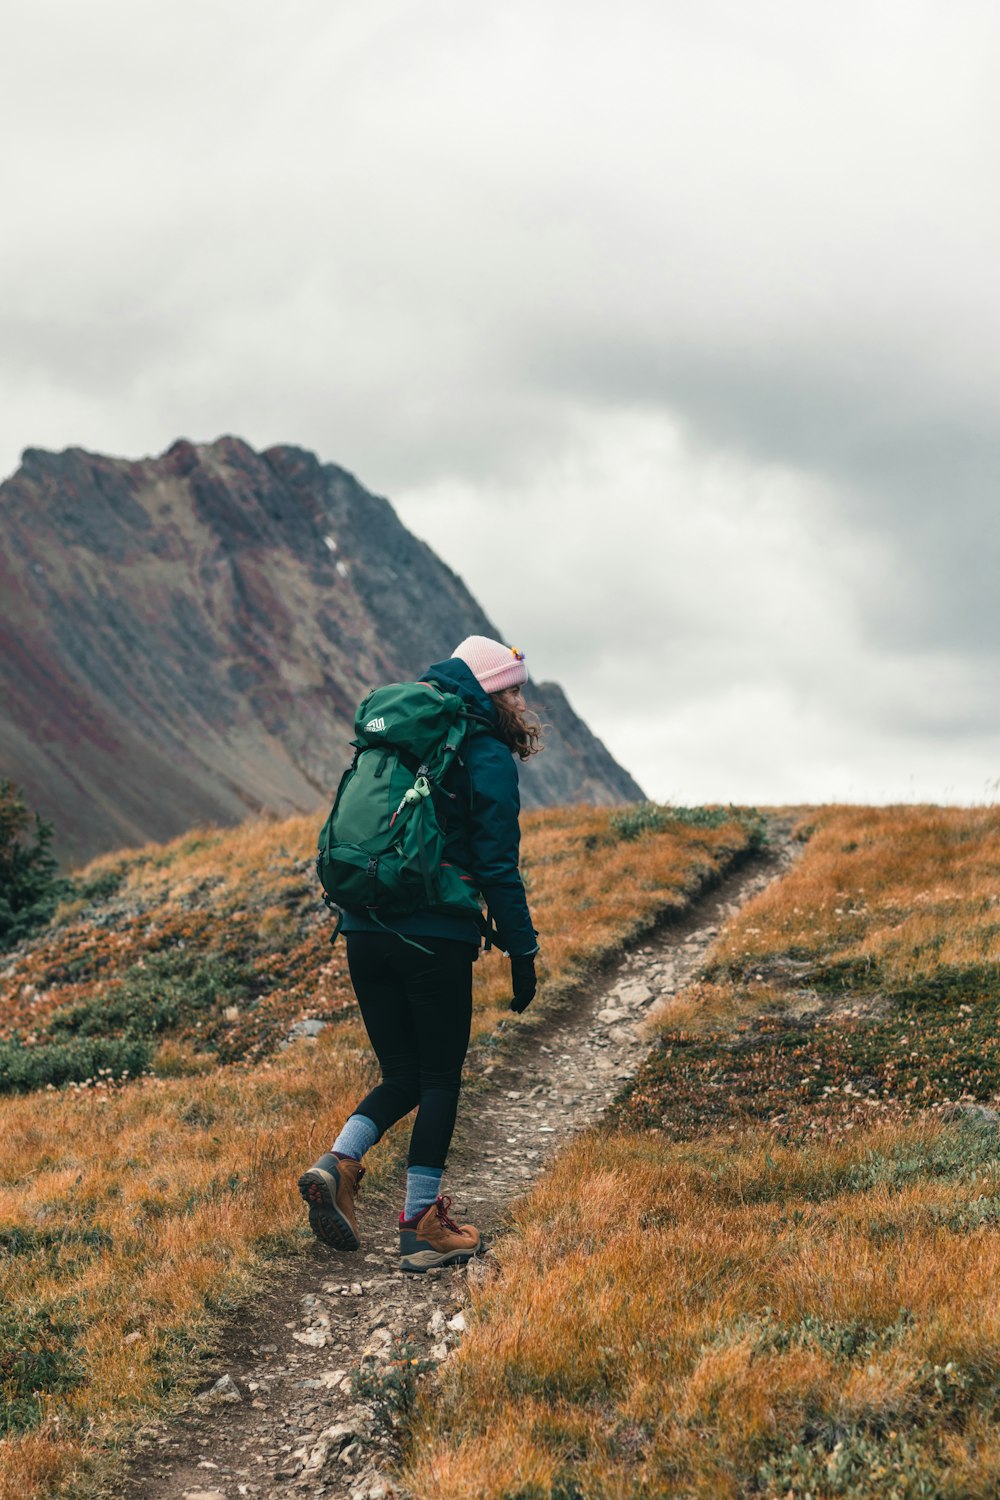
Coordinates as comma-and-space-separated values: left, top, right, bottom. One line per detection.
2, 0, 998, 805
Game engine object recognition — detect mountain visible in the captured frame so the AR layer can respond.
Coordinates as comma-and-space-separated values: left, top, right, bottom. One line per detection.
0, 436, 643, 865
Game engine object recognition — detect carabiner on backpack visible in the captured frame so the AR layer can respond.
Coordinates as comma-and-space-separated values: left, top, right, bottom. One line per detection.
390, 774, 432, 827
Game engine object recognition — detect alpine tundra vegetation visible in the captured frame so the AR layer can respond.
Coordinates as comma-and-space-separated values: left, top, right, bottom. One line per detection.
0, 801, 755, 1497
1, 803, 997, 1497
405, 805, 1000, 1500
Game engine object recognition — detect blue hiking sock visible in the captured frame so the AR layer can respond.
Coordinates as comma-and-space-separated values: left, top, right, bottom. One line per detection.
331, 1113, 380, 1161
404, 1165, 444, 1222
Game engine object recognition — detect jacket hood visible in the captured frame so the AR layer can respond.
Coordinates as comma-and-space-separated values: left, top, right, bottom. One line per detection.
423, 657, 498, 726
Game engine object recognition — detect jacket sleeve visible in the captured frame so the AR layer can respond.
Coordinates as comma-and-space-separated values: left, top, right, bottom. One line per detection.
465, 736, 538, 956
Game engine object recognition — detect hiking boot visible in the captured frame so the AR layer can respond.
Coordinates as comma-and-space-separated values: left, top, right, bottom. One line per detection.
399, 1195, 483, 1273
298, 1153, 365, 1251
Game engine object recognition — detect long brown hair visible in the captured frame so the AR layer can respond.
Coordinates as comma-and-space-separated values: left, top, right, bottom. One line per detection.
490, 691, 545, 761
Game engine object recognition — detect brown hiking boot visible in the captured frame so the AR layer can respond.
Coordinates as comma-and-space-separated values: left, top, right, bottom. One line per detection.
298, 1152, 365, 1251
399, 1195, 483, 1273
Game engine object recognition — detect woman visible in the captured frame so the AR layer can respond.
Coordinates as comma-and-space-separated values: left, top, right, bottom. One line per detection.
298, 635, 542, 1272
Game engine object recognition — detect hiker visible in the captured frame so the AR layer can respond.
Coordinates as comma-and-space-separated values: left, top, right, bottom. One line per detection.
299, 635, 542, 1272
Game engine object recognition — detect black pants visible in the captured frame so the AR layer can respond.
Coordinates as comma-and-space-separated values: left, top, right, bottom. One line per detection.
346, 933, 475, 1169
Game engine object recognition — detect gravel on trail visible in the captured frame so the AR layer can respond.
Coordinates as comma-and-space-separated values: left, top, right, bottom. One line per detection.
117, 829, 794, 1500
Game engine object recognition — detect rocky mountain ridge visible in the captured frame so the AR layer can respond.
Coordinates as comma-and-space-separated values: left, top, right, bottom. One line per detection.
0, 436, 643, 865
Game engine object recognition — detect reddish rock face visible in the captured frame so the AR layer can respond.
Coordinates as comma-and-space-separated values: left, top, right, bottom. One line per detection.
0, 437, 644, 867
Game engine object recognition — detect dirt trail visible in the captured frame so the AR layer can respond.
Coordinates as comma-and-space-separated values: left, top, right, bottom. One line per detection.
118, 828, 794, 1500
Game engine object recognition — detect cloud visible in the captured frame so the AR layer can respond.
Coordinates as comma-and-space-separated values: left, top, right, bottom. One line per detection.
392, 406, 998, 803
1, 0, 997, 802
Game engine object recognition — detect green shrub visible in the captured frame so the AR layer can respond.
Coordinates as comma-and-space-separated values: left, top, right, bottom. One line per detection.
611, 802, 767, 850
49, 950, 256, 1041
0, 1304, 83, 1435
752, 1307, 914, 1362
70, 864, 128, 904
934, 1195, 1000, 1233
0, 781, 67, 952
0, 1224, 113, 1269
351, 1342, 438, 1435
0, 1036, 151, 1094
756, 1427, 944, 1499
848, 1119, 1000, 1194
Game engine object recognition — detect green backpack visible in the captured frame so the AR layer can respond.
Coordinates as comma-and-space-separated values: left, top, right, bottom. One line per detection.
316, 680, 486, 940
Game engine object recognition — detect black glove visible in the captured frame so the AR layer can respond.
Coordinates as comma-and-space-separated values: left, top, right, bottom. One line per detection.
509, 952, 537, 1013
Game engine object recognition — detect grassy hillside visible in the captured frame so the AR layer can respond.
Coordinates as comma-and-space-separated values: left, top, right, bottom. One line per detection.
406, 806, 1000, 1499
0, 802, 758, 1498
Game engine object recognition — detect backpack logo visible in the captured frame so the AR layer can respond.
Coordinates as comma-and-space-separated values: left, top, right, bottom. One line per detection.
364, 717, 387, 733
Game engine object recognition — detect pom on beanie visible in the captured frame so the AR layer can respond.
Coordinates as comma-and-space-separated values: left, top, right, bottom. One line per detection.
451, 635, 528, 694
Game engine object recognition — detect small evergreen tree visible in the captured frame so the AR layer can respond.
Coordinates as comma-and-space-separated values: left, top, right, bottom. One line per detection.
0, 781, 64, 952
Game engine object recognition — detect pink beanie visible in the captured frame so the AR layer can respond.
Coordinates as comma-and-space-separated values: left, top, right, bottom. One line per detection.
451, 635, 528, 693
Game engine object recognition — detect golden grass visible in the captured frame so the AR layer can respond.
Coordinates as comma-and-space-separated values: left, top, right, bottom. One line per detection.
713, 803, 1000, 983
406, 805, 1000, 1498
617, 805, 1000, 1138
0, 802, 754, 1494
0, 1027, 375, 1492
407, 1125, 1000, 1499
3, 806, 751, 1060
69, 813, 321, 902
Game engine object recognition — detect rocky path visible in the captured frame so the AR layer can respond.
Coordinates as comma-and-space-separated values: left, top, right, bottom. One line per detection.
119, 831, 793, 1500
